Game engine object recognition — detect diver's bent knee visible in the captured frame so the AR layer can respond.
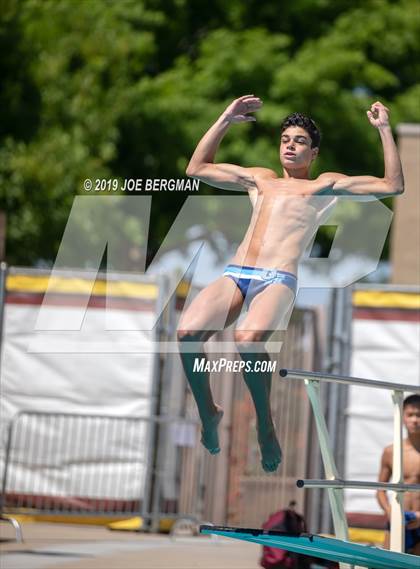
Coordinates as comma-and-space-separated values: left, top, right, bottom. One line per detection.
177, 328, 206, 343
234, 329, 264, 350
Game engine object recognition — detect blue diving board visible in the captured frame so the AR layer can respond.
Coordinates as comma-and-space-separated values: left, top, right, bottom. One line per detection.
200, 525, 418, 569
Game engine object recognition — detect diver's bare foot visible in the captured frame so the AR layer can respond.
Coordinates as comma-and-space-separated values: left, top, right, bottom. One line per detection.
258, 426, 282, 472
200, 405, 224, 455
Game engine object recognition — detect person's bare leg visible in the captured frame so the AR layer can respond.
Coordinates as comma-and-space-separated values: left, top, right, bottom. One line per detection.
235, 332, 281, 471
235, 284, 295, 472
178, 328, 224, 454
177, 277, 243, 453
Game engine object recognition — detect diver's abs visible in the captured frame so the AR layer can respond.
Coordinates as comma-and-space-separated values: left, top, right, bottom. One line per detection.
230, 190, 323, 272
231, 237, 300, 274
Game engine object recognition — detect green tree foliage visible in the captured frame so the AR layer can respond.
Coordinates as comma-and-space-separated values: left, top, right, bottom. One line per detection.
1, 0, 419, 267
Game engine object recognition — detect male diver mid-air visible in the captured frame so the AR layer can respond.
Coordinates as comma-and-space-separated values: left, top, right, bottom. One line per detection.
178, 96, 404, 472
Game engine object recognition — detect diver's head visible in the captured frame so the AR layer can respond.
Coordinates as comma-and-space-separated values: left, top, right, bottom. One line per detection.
279, 113, 321, 170
403, 394, 420, 436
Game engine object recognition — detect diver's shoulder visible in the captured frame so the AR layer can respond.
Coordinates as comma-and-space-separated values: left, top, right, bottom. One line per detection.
317, 171, 347, 185
247, 166, 279, 179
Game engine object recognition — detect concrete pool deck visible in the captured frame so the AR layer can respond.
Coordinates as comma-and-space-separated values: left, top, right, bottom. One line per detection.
0, 520, 262, 569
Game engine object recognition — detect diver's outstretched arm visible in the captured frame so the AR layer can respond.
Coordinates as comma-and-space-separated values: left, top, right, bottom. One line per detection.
325, 101, 404, 197
186, 96, 267, 192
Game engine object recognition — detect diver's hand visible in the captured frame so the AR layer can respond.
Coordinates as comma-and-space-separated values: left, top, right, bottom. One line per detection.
222, 95, 262, 123
367, 101, 390, 130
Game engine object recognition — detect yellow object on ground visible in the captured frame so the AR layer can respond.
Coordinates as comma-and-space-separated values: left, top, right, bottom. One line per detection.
2, 513, 137, 527
349, 527, 385, 546
107, 517, 143, 531
2, 512, 174, 532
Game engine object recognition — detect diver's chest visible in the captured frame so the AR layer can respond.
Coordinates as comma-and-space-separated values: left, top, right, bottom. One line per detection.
254, 192, 319, 221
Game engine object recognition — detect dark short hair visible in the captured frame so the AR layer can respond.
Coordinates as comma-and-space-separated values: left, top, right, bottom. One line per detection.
280, 112, 321, 149
403, 394, 420, 408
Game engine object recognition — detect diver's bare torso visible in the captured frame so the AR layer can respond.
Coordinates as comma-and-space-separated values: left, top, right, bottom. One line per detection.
404, 444, 420, 512
382, 442, 420, 512
230, 171, 336, 275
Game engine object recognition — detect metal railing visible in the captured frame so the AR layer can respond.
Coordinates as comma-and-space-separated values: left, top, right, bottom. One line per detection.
0, 411, 204, 541
280, 368, 420, 563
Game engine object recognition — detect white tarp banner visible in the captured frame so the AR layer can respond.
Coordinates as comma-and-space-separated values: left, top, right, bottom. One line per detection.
0, 269, 159, 501
345, 289, 420, 513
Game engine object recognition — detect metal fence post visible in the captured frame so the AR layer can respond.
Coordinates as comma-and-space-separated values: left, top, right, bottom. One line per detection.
0, 262, 8, 377
390, 390, 405, 553
140, 274, 169, 532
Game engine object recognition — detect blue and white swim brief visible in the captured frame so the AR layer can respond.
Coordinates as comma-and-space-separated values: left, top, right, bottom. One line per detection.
223, 264, 297, 308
